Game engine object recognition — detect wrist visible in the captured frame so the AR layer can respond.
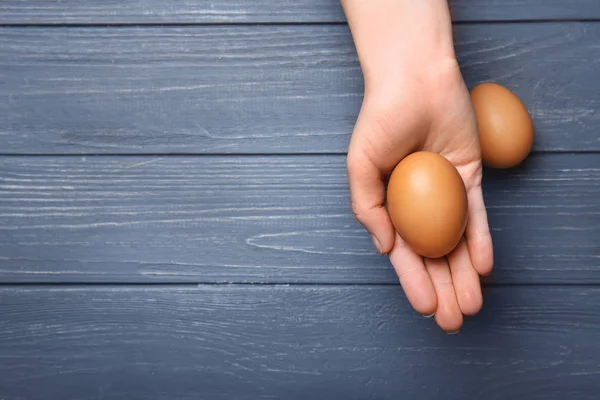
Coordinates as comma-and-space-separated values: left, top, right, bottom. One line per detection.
342, 0, 456, 88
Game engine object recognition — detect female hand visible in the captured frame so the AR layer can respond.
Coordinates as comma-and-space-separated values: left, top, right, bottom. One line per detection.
342, 0, 494, 332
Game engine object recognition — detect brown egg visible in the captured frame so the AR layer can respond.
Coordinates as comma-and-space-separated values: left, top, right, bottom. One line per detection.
386, 151, 468, 259
470, 82, 534, 169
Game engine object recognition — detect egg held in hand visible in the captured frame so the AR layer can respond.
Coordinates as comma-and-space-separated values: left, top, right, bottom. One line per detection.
470, 82, 534, 169
386, 151, 468, 259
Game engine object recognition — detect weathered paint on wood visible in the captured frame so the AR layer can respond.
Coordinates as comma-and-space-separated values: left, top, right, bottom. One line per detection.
1, 23, 598, 154
1, 285, 599, 399
1, 154, 597, 284
1, 0, 599, 24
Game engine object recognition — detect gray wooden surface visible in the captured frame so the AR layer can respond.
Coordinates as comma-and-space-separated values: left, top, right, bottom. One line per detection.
1, 0, 600, 23
1, 154, 598, 284
1, 286, 599, 399
1, 23, 598, 154
1, 0, 599, 398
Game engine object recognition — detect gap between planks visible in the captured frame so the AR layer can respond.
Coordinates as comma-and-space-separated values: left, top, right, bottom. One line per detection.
2, 18, 600, 28
1, 283, 600, 288
0, 150, 599, 157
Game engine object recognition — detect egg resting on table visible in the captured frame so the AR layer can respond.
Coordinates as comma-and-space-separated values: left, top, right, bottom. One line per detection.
470, 82, 534, 169
386, 151, 468, 259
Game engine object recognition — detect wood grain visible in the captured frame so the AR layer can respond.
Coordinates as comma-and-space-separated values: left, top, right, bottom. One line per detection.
1, 154, 598, 284
1, 285, 599, 399
1, 23, 598, 154
1, 0, 599, 24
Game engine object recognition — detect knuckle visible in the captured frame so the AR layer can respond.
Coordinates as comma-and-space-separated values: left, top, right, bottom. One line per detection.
397, 266, 420, 281
350, 200, 365, 221
432, 280, 453, 293
350, 200, 379, 224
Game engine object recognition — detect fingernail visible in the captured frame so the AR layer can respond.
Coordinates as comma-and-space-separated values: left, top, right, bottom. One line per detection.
422, 312, 435, 318
447, 330, 460, 335
371, 235, 382, 254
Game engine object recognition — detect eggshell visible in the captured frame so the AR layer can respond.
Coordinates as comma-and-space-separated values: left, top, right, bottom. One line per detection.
386, 151, 468, 259
470, 82, 534, 169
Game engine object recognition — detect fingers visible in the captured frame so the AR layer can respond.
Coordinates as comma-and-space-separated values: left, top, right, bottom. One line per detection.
447, 239, 483, 316
465, 186, 494, 275
346, 144, 396, 255
389, 233, 437, 316
425, 257, 463, 333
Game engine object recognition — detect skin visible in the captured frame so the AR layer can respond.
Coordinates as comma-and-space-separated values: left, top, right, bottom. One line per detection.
341, 0, 494, 332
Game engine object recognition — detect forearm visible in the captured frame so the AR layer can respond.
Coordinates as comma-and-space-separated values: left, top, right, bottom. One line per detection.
341, 0, 456, 88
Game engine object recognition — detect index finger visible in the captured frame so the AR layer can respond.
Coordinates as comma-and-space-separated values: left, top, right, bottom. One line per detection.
389, 232, 438, 316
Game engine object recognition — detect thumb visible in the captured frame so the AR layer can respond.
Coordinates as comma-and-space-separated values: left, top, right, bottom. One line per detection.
346, 117, 398, 255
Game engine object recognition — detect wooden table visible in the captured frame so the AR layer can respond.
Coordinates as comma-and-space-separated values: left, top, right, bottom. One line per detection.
1, 1, 599, 398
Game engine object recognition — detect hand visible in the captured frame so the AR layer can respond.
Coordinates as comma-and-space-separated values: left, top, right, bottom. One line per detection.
342, 0, 494, 332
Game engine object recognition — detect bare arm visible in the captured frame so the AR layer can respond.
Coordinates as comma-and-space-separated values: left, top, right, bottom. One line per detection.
341, 0, 494, 333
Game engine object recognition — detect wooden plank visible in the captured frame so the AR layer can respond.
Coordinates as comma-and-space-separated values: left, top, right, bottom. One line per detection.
1, 285, 599, 398
0, 23, 598, 154
0, 153, 598, 284
1, 0, 599, 24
